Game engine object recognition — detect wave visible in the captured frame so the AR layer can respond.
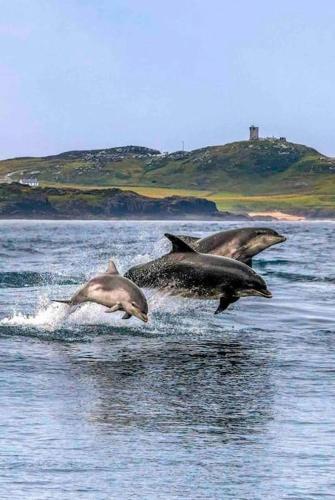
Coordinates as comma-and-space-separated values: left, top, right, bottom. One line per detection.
260, 270, 335, 283
0, 242, 42, 254
0, 302, 159, 342
0, 291, 181, 331
255, 259, 299, 267
0, 271, 83, 288
0, 291, 231, 340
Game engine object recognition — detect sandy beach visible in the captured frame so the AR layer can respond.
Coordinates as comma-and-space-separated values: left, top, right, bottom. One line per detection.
249, 211, 306, 221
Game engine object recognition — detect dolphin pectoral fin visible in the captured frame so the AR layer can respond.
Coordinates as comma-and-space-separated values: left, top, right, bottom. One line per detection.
230, 245, 248, 261
105, 304, 122, 313
122, 312, 132, 320
164, 233, 198, 254
214, 295, 239, 314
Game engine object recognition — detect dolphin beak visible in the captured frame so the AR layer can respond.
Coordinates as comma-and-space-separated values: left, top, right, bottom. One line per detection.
259, 289, 272, 298
123, 302, 149, 323
140, 313, 149, 323
132, 309, 148, 323
277, 235, 286, 243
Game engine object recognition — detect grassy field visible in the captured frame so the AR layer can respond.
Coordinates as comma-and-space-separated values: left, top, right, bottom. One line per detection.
124, 188, 333, 214
39, 181, 211, 198
38, 181, 332, 215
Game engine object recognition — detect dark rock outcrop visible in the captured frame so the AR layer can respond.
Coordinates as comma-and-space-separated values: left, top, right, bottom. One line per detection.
0, 183, 249, 220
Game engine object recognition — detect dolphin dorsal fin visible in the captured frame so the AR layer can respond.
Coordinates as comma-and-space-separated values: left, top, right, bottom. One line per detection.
164, 233, 198, 254
177, 235, 199, 247
106, 260, 119, 274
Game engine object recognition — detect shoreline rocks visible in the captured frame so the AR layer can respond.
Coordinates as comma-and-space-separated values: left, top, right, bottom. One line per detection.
0, 183, 251, 220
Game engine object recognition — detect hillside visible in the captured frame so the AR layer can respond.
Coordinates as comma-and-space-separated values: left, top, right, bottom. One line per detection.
1, 140, 335, 216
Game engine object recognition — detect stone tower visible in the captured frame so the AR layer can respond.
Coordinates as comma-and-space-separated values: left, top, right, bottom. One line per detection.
249, 125, 259, 140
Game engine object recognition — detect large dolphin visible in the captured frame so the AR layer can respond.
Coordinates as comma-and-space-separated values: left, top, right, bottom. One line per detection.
53, 260, 148, 322
124, 234, 272, 314
177, 227, 286, 266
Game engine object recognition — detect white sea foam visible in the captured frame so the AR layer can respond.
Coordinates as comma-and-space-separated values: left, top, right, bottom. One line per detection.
0, 296, 70, 331
0, 290, 204, 334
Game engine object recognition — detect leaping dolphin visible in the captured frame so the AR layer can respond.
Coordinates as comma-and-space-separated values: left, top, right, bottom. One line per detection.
124, 234, 272, 314
53, 260, 149, 322
177, 227, 286, 266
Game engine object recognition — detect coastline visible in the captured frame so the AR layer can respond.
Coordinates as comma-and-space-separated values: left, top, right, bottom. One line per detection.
0, 215, 332, 223
248, 211, 306, 221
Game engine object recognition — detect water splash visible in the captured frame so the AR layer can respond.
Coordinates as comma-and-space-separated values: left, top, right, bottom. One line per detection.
0, 296, 70, 331
0, 289, 214, 338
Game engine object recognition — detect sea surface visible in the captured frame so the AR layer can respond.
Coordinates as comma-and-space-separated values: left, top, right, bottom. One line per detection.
0, 220, 334, 499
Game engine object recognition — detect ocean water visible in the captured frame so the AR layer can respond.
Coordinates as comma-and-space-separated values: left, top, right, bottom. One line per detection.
0, 220, 334, 499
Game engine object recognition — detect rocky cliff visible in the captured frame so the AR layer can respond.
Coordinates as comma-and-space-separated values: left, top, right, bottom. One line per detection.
0, 183, 248, 220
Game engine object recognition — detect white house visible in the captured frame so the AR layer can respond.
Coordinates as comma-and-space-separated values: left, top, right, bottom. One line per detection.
19, 177, 39, 187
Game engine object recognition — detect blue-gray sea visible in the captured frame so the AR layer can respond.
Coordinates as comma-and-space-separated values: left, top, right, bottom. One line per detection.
0, 220, 334, 499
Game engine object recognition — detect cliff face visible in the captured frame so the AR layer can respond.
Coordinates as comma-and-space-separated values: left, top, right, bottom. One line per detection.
0, 183, 244, 219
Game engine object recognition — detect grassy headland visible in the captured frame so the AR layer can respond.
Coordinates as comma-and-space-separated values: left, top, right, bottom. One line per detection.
1, 140, 335, 217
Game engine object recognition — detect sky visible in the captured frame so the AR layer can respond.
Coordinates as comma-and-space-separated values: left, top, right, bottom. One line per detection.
1, 0, 335, 159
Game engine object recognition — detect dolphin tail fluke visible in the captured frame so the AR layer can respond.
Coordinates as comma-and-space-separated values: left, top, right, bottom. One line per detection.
215, 295, 239, 314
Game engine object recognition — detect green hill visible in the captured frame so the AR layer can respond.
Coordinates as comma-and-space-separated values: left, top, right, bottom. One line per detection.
1, 140, 335, 216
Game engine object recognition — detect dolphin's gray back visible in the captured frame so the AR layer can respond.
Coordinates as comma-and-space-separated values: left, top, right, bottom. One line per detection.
195, 228, 255, 256
125, 251, 259, 293
185, 227, 282, 264
177, 230, 251, 260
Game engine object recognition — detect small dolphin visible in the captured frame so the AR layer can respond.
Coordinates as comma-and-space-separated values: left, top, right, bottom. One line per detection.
53, 260, 148, 322
125, 234, 272, 314
180, 227, 286, 264
177, 227, 286, 266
